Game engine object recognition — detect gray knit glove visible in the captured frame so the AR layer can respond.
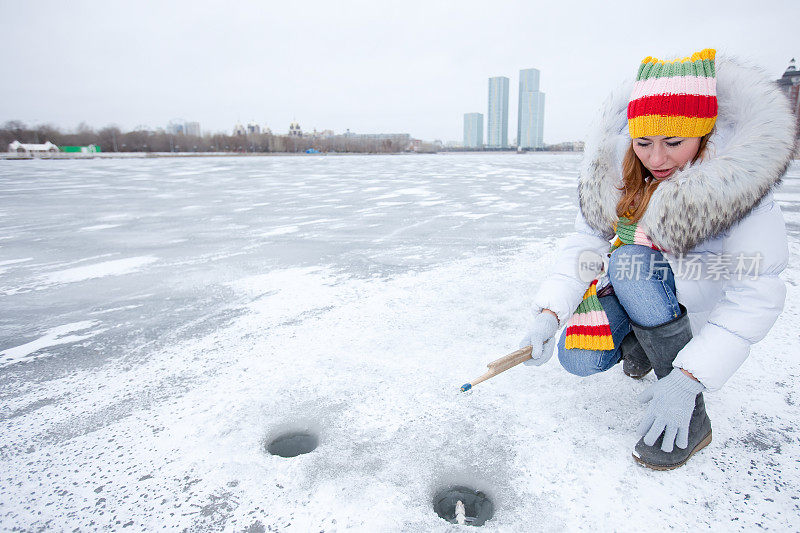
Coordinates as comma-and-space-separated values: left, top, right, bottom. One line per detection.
638, 369, 705, 452
518, 312, 560, 367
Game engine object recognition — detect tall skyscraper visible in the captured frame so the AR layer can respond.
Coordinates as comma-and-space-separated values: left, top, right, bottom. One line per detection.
463, 113, 483, 148
518, 68, 545, 149
487, 76, 509, 148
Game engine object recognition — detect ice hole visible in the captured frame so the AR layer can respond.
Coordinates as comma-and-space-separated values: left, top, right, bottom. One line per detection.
266, 432, 318, 458
433, 486, 494, 526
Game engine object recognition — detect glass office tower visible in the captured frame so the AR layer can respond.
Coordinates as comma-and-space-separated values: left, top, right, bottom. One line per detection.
517, 68, 545, 149
487, 76, 509, 148
463, 112, 483, 148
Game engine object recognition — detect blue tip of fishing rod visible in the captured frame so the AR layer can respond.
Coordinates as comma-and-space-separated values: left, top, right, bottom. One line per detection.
460, 383, 472, 392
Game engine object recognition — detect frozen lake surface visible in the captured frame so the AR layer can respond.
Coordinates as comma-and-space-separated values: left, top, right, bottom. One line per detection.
1, 154, 799, 531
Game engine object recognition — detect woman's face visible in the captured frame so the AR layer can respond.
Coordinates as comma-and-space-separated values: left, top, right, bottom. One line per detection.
632, 136, 702, 180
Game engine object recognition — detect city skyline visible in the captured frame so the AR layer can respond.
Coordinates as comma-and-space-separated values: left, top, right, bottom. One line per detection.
1, 1, 796, 144
7, 55, 798, 148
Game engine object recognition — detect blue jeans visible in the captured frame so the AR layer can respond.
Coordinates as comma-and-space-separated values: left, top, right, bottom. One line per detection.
557, 245, 681, 377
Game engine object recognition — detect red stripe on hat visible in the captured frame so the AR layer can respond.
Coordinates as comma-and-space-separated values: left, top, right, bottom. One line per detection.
627, 94, 717, 120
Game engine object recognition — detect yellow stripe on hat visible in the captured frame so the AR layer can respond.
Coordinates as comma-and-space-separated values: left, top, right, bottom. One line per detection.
629, 115, 716, 139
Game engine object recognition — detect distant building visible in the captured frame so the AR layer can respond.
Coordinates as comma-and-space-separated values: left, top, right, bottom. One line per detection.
487, 76, 509, 148
305, 128, 332, 139
340, 132, 410, 143
8, 141, 59, 153
246, 122, 261, 135
517, 68, 545, 149
463, 112, 483, 148
167, 120, 185, 135
288, 122, 303, 137
184, 122, 201, 137
777, 58, 800, 135
233, 123, 246, 136
337, 131, 412, 150
60, 145, 101, 153
168, 120, 200, 136
544, 141, 584, 152
408, 138, 438, 153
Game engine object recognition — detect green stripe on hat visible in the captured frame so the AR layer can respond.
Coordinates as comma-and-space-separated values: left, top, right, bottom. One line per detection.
636, 59, 715, 81
575, 294, 604, 314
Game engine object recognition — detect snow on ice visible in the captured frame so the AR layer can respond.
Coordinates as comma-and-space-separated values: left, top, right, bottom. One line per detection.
0, 154, 798, 531
42, 256, 159, 285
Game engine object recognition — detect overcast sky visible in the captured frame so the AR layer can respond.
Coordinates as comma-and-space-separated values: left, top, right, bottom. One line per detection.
1, 0, 796, 143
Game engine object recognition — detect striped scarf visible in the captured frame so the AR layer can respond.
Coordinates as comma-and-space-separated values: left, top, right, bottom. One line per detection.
563, 216, 659, 351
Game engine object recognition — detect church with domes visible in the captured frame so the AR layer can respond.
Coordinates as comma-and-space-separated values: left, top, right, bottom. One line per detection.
777, 58, 800, 135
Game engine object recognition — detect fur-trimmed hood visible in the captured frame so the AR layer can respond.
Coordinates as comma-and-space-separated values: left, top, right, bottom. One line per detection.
578, 55, 797, 254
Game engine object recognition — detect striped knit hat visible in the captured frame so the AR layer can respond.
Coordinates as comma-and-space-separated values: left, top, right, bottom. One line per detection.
627, 48, 717, 138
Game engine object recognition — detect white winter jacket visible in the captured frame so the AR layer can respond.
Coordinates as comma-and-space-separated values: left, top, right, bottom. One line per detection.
533, 56, 796, 392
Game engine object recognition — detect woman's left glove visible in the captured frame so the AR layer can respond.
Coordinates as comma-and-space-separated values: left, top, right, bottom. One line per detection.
637, 369, 705, 452
518, 312, 560, 367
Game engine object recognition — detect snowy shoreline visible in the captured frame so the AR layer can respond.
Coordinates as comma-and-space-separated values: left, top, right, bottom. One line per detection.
0, 150, 584, 160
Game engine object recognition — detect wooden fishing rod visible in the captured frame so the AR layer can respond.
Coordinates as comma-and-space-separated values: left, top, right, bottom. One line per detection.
460, 345, 533, 392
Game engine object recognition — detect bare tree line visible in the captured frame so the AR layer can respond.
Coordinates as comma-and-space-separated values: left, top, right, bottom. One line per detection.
1, 121, 418, 154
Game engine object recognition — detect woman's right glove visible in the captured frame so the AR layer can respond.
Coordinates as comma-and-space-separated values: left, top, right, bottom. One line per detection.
518, 312, 560, 366
637, 369, 705, 452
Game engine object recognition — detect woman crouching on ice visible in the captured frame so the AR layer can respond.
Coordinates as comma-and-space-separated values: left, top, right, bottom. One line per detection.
520, 49, 795, 470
